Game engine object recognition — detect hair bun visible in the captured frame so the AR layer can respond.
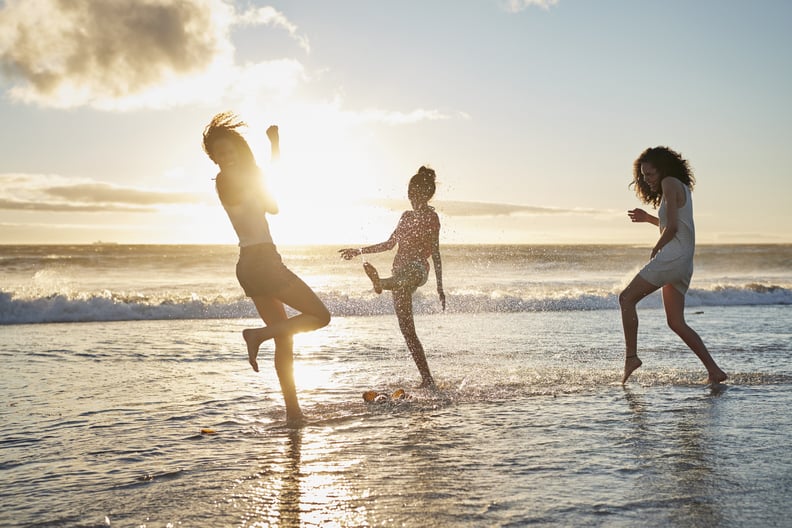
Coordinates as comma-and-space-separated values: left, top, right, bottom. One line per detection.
417, 165, 436, 181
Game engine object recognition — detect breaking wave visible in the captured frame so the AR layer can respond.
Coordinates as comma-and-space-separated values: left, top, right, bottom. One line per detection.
2, 282, 790, 325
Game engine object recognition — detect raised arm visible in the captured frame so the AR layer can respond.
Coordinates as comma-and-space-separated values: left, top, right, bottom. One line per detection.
339, 235, 397, 260
267, 125, 280, 161
258, 125, 280, 214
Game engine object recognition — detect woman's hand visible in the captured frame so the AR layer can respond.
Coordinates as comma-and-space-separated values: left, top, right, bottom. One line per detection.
338, 248, 360, 260
627, 208, 650, 223
267, 125, 280, 161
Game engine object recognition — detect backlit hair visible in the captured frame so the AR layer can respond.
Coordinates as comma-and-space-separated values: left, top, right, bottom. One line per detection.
202, 111, 261, 206
630, 146, 695, 207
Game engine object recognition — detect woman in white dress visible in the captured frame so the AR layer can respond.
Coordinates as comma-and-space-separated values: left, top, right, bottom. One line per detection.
619, 146, 727, 385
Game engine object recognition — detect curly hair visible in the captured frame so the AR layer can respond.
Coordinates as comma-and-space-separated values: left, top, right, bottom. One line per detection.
408, 165, 437, 202
630, 146, 695, 207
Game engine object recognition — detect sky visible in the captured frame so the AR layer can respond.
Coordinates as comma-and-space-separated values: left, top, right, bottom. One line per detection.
0, 0, 790, 246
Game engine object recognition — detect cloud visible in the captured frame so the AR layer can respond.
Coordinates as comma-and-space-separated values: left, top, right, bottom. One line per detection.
0, 0, 307, 109
0, 173, 205, 212
503, 0, 559, 13
0, 198, 154, 213
353, 108, 469, 125
438, 201, 613, 217
370, 198, 613, 217
0, 0, 464, 125
273, 96, 468, 133
46, 183, 203, 206
0, 0, 467, 132
236, 6, 310, 52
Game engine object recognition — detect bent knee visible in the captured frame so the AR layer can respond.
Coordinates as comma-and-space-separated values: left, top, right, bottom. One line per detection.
666, 318, 687, 334
315, 307, 331, 328
618, 290, 635, 308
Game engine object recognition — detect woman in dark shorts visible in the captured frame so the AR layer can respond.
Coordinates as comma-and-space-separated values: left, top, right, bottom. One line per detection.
202, 112, 330, 426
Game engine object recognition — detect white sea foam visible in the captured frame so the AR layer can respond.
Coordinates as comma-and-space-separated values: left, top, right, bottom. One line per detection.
1, 282, 789, 324
2, 244, 790, 324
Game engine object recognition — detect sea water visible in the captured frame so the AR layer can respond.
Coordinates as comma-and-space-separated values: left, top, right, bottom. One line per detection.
1, 244, 791, 526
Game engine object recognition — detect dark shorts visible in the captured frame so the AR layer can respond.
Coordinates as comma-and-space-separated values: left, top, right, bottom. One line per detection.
236, 243, 299, 297
390, 261, 429, 293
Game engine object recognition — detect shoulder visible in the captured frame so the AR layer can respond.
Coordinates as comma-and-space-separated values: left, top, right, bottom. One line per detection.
428, 209, 440, 224
395, 210, 412, 230
661, 177, 686, 196
422, 209, 440, 231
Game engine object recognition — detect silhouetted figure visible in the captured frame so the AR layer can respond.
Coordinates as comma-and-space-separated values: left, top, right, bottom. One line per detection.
340, 166, 445, 388
619, 146, 727, 385
203, 113, 330, 426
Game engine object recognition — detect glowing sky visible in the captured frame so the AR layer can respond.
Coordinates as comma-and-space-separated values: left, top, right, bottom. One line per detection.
0, 0, 790, 245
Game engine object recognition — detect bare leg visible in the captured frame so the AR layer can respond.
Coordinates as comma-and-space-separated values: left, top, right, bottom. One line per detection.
243, 277, 330, 427
243, 276, 331, 352
662, 285, 728, 384
392, 287, 434, 388
365, 263, 416, 294
619, 275, 660, 384
363, 262, 433, 386
247, 296, 302, 425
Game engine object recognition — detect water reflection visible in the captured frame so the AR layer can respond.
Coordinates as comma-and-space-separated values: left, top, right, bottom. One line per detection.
236, 430, 303, 527
239, 427, 369, 527
277, 430, 302, 527
622, 387, 726, 527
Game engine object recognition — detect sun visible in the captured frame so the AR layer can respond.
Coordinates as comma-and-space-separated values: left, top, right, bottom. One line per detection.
179, 101, 403, 246
254, 112, 393, 246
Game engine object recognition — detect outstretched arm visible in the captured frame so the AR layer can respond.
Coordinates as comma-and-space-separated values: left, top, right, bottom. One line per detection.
339, 236, 397, 260
339, 213, 404, 260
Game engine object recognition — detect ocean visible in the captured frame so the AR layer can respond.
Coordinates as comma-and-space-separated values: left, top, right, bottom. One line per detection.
1, 244, 791, 526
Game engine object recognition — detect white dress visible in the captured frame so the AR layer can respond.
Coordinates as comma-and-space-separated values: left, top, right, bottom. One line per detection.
638, 184, 695, 294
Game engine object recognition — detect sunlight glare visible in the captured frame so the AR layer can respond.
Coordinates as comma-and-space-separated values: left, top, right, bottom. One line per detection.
251, 103, 392, 245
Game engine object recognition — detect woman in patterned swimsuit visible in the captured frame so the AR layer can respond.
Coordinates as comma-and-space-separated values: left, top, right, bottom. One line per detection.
340, 167, 445, 388
619, 146, 727, 385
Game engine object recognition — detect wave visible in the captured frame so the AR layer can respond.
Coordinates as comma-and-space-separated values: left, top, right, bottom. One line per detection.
1, 282, 790, 325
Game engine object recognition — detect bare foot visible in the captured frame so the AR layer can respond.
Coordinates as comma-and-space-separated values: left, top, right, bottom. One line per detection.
707, 369, 728, 385
417, 377, 435, 389
363, 262, 382, 294
242, 328, 260, 372
622, 355, 642, 385
285, 412, 305, 429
